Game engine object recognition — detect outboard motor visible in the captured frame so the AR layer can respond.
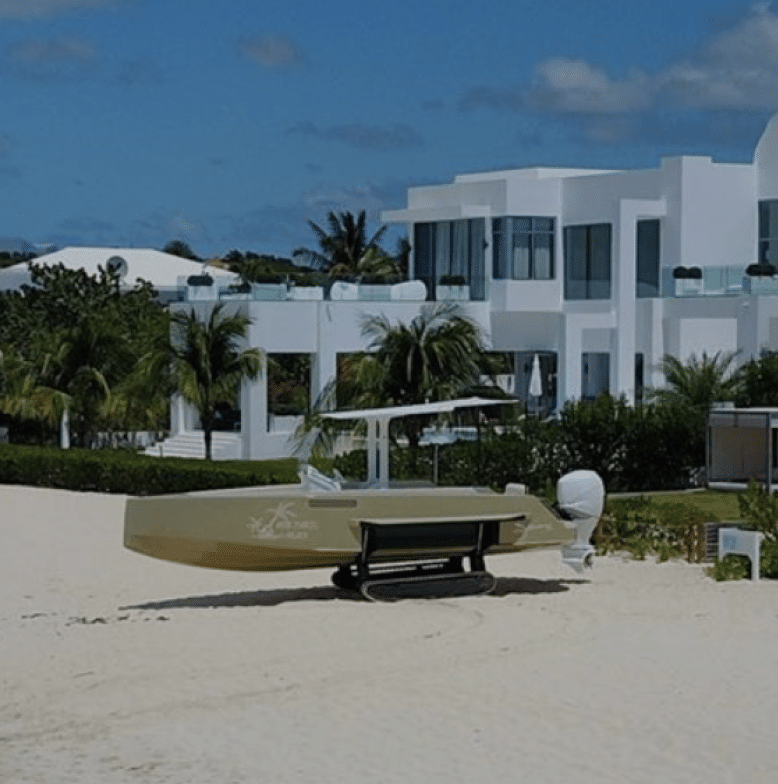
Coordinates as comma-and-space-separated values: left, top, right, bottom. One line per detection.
557, 470, 605, 573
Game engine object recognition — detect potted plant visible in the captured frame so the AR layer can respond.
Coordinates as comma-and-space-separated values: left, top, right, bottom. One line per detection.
437, 274, 469, 300
746, 263, 777, 277
745, 262, 778, 294
673, 266, 702, 296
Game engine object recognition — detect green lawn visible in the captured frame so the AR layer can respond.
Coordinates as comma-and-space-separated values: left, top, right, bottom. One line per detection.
609, 489, 742, 521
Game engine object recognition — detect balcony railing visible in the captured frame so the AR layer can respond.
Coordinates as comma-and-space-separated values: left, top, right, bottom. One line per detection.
663, 266, 778, 298
183, 280, 429, 303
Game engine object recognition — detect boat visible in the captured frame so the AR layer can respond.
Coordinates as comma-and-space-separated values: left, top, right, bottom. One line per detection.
124, 398, 605, 600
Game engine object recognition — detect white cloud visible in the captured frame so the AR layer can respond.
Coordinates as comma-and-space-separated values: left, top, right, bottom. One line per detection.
238, 35, 305, 69
6, 35, 100, 80
526, 58, 651, 114
285, 121, 423, 151
128, 209, 210, 252
0, 0, 125, 20
471, 4, 778, 117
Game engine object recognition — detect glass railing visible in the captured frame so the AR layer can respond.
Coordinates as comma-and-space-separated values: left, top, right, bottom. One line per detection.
183, 280, 431, 303
661, 266, 778, 297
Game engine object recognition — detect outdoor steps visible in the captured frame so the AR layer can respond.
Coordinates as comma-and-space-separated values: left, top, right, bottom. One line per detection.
144, 431, 241, 460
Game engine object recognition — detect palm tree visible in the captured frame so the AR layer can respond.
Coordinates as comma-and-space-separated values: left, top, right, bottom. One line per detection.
295, 303, 494, 455
649, 351, 740, 416
292, 210, 391, 279
0, 343, 69, 442
0, 318, 124, 447
649, 350, 741, 466
169, 304, 262, 460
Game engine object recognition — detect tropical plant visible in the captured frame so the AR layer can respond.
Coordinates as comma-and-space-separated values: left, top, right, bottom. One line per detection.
162, 239, 200, 260
295, 303, 498, 456
647, 351, 740, 465
292, 210, 392, 279
167, 304, 263, 460
736, 350, 778, 407
649, 351, 740, 414
0, 263, 169, 445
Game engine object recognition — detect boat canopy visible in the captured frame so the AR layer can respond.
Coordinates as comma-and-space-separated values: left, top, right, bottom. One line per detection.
322, 397, 517, 488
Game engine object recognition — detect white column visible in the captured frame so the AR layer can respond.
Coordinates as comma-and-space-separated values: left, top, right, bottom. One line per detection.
563, 314, 583, 401
615, 199, 666, 403
241, 356, 268, 460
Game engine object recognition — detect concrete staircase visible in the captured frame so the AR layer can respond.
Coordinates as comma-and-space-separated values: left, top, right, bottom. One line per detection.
145, 430, 242, 460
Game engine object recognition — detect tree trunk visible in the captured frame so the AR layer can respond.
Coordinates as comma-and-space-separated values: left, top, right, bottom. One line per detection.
203, 423, 213, 461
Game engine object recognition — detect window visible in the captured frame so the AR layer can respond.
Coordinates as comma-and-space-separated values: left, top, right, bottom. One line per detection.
413, 219, 486, 300
492, 217, 555, 280
564, 224, 612, 300
636, 219, 660, 298
634, 353, 644, 404
759, 200, 778, 267
582, 352, 610, 401
515, 351, 557, 417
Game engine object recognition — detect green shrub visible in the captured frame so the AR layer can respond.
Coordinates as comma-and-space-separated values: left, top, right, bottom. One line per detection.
708, 555, 751, 581
0, 444, 299, 495
759, 538, 778, 579
734, 482, 778, 579
596, 496, 715, 563
331, 398, 702, 496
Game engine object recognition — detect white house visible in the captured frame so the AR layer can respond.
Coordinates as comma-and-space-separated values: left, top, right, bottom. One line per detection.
154, 113, 778, 460
383, 114, 778, 412
0, 246, 238, 304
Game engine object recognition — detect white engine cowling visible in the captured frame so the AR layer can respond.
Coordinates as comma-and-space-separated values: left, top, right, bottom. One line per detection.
556, 470, 605, 573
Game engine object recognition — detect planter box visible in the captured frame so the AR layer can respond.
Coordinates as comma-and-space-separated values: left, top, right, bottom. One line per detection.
289, 286, 324, 300
437, 285, 469, 300
674, 278, 702, 297
744, 276, 778, 295
358, 284, 392, 301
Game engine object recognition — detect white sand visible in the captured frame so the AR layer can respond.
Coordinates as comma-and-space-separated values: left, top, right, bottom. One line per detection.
2, 483, 778, 784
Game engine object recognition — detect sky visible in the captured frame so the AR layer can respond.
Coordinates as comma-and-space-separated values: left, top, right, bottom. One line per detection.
0, 0, 777, 259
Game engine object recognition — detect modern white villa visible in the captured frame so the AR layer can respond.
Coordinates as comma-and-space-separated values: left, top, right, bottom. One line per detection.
12, 116, 778, 461
161, 112, 778, 461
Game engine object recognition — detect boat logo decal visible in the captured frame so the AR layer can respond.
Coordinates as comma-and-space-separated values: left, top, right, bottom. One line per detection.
247, 502, 319, 541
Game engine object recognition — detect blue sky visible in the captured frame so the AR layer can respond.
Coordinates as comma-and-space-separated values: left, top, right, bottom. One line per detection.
0, 0, 776, 258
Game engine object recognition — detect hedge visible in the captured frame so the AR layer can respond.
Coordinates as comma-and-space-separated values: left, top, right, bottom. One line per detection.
0, 444, 299, 495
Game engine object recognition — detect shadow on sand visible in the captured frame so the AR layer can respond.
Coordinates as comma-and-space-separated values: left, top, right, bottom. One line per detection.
120, 576, 589, 611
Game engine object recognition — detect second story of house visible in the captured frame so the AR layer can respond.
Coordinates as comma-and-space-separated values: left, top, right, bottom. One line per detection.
382, 113, 778, 312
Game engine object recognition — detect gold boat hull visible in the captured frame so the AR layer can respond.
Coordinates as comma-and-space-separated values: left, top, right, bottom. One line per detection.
124, 484, 575, 572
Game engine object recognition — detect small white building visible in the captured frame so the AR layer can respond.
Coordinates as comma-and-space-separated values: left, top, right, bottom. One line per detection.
0, 246, 238, 304
160, 113, 778, 459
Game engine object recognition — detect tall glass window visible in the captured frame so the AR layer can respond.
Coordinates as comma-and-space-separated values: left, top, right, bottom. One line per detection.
413, 219, 486, 300
564, 223, 612, 300
582, 352, 610, 401
636, 219, 660, 298
759, 200, 778, 267
492, 217, 555, 280
634, 353, 644, 404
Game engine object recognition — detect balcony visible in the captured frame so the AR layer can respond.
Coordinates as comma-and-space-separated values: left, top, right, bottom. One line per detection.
182, 280, 428, 303
664, 266, 778, 298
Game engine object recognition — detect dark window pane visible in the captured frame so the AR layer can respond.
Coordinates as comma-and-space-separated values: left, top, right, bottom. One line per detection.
435, 222, 451, 278
492, 228, 508, 279
759, 200, 778, 239
414, 223, 436, 300
564, 226, 588, 299
534, 217, 554, 233
513, 217, 532, 232
451, 220, 469, 279
564, 223, 611, 300
469, 218, 486, 300
512, 231, 531, 279
636, 219, 660, 298
533, 233, 553, 280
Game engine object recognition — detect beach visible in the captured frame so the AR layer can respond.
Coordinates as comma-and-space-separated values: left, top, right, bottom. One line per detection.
2, 483, 777, 784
